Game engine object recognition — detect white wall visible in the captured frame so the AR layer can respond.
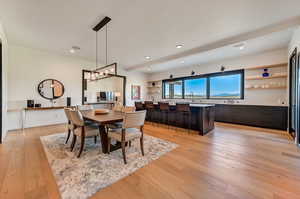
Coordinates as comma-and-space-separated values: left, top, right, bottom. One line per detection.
7, 44, 147, 130
0, 22, 8, 141
289, 26, 300, 53
119, 68, 147, 106
148, 49, 288, 106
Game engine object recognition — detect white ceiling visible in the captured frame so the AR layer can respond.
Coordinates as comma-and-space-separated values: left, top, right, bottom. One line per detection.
0, 0, 300, 72
140, 28, 294, 73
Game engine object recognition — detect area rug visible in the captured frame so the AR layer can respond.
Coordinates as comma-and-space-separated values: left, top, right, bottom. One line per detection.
40, 133, 178, 199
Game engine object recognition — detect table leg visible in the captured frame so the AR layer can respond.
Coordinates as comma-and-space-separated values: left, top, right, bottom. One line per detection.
98, 124, 123, 154
98, 125, 108, 153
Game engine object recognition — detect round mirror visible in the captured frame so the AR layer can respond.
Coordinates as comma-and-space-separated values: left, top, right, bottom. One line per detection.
38, 79, 65, 100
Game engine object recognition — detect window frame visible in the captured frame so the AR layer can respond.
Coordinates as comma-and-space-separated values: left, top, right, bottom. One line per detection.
162, 69, 244, 100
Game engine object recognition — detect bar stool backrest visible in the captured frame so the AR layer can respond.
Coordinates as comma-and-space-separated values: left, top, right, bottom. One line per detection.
176, 103, 190, 112
158, 102, 170, 111
145, 101, 154, 109
135, 101, 144, 110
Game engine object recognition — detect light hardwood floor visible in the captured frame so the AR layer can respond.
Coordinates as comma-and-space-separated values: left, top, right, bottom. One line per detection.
1, 122, 300, 199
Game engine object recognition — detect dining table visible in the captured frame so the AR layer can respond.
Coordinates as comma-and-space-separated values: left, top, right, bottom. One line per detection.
81, 110, 124, 153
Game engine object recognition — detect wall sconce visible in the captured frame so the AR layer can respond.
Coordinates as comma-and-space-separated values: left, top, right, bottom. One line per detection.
191, 71, 195, 75
169, 74, 173, 79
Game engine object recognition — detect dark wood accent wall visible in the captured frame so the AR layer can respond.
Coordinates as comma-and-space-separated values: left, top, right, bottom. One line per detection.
215, 104, 288, 130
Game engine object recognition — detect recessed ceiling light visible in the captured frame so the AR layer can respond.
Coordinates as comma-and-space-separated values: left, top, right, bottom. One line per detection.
176, 44, 183, 49
181, 60, 185, 64
145, 56, 151, 60
233, 43, 245, 50
70, 46, 80, 53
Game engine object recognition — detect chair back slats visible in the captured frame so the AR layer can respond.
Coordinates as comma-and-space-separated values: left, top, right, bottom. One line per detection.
123, 110, 146, 128
176, 103, 190, 112
158, 102, 169, 111
69, 110, 85, 126
77, 105, 94, 111
122, 106, 136, 113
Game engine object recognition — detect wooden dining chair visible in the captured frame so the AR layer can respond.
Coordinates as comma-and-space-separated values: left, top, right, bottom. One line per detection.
63, 108, 75, 144
69, 109, 99, 158
76, 104, 94, 111
112, 103, 124, 112
106, 106, 136, 131
107, 110, 147, 164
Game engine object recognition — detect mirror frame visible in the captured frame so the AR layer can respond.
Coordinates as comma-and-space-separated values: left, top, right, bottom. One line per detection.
37, 79, 65, 100
82, 69, 126, 105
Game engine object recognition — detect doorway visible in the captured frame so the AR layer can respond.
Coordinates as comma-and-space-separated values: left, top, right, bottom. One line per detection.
289, 48, 299, 144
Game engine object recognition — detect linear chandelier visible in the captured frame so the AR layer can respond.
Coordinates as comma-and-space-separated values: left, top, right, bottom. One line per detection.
89, 16, 117, 81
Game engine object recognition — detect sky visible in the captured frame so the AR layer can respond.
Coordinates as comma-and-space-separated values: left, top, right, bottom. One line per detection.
170, 74, 241, 97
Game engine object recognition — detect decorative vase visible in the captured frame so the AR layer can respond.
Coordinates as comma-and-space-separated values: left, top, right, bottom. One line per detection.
262, 68, 269, 77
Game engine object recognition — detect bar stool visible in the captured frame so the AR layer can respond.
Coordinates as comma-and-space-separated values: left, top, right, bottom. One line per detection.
176, 103, 192, 132
135, 101, 144, 111
145, 101, 155, 125
158, 102, 170, 128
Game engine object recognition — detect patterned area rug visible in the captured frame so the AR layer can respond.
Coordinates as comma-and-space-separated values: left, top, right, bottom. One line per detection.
40, 133, 178, 199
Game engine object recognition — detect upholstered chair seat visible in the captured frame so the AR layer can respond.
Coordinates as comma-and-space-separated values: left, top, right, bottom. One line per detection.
108, 128, 142, 142
74, 126, 99, 137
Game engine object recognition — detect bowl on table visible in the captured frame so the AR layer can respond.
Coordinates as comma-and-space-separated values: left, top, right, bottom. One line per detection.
94, 109, 110, 115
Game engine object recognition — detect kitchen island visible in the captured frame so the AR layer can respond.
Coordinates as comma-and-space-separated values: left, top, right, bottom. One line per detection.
137, 103, 215, 136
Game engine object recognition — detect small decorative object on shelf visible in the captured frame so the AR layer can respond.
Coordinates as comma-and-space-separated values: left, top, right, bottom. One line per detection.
262, 68, 270, 77
152, 82, 155, 87
220, 66, 225, 72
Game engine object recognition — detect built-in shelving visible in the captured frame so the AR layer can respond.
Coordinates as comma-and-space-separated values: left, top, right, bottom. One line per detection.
245, 74, 287, 80
245, 63, 287, 70
246, 86, 286, 90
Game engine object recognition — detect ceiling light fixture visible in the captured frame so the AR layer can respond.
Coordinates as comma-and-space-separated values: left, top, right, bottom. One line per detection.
70, 46, 80, 53
176, 44, 183, 49
181, 60, 185, 64
145, 56, 151, 60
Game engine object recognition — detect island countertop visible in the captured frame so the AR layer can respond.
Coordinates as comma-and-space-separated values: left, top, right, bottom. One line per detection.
151, 102, 215, 108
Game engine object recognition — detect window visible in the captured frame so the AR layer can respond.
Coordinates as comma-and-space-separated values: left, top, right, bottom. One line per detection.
163, 80, 183, 99
184, 78, 206, 98
209, 73, 242, 99
162, 70, 244, 100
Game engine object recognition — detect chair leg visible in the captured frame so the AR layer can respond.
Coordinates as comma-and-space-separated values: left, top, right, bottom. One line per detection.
65, 129, 71, 144
94, 136, 97, 144
121, 141, 127, 164
140, 137, 144, 156
70, 134, 77, 152
77, 135, 85, 158
107, 137, 111, 154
